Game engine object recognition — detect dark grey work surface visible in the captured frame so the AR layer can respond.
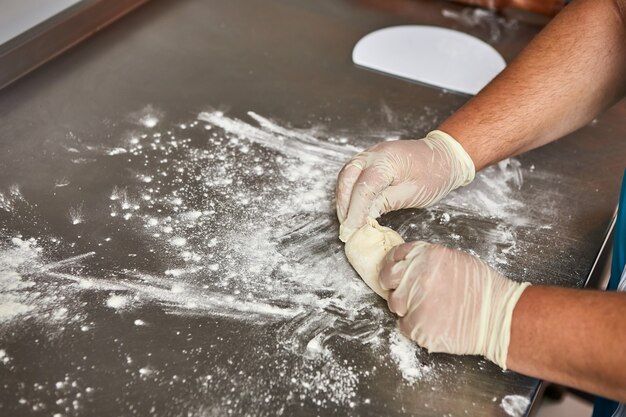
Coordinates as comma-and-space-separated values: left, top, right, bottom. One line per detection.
0, 1, 625, 416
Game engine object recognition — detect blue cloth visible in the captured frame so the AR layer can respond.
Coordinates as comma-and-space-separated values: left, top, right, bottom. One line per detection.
592, 170, 626, 417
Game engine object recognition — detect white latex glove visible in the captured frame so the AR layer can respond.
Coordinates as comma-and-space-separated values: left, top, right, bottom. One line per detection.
380, 241, 530, 369
336, 130, 475, 242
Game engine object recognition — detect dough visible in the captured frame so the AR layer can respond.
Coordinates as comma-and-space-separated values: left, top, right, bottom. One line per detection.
343, 217, 404, 299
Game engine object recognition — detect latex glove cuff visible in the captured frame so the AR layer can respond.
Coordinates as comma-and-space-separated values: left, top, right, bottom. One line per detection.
425, 130, 475, 186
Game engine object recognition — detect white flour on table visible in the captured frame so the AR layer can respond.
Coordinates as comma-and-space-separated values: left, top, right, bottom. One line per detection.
442, 7, 518, 43
0, 107, 552, 411
388, 330, 432, 384
501, 394, 531, 417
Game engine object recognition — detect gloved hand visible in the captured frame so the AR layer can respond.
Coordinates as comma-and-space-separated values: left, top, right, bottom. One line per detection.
336, 130, 475, 242
379, 241, 530, 369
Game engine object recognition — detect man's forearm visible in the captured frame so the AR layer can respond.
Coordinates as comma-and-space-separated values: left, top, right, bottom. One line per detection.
507, 286, 626, 402
438, 0, 626, 171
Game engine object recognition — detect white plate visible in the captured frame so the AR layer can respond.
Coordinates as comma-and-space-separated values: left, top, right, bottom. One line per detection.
353, 25, 506, 95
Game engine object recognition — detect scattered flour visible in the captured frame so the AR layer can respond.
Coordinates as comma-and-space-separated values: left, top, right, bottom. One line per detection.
501, 394, 530, 417
0, 238, 37, 322
388, 330, 432, 384
0, 185, 23, 212
68, 203, 84, 225
442, 7, 518, 42
0, 300, 32, 322
106, 295, 129, 309
138, 367, 153, 376
0, 108, 550, 413
135, 105, 161, 129
0, 237, 95, 331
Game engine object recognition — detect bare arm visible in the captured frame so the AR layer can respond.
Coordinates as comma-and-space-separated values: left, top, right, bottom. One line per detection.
439, 0, 626, 171
439, 0, 626, 400
363, 0, 626, 400
508, 286, 626, 402
441, 0, 626, 398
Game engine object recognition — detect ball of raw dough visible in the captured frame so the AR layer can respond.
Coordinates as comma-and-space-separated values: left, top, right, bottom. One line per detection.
344, 217, 404, 299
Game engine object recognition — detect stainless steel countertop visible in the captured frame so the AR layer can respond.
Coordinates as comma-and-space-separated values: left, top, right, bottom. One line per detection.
1, 1, 625, 416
